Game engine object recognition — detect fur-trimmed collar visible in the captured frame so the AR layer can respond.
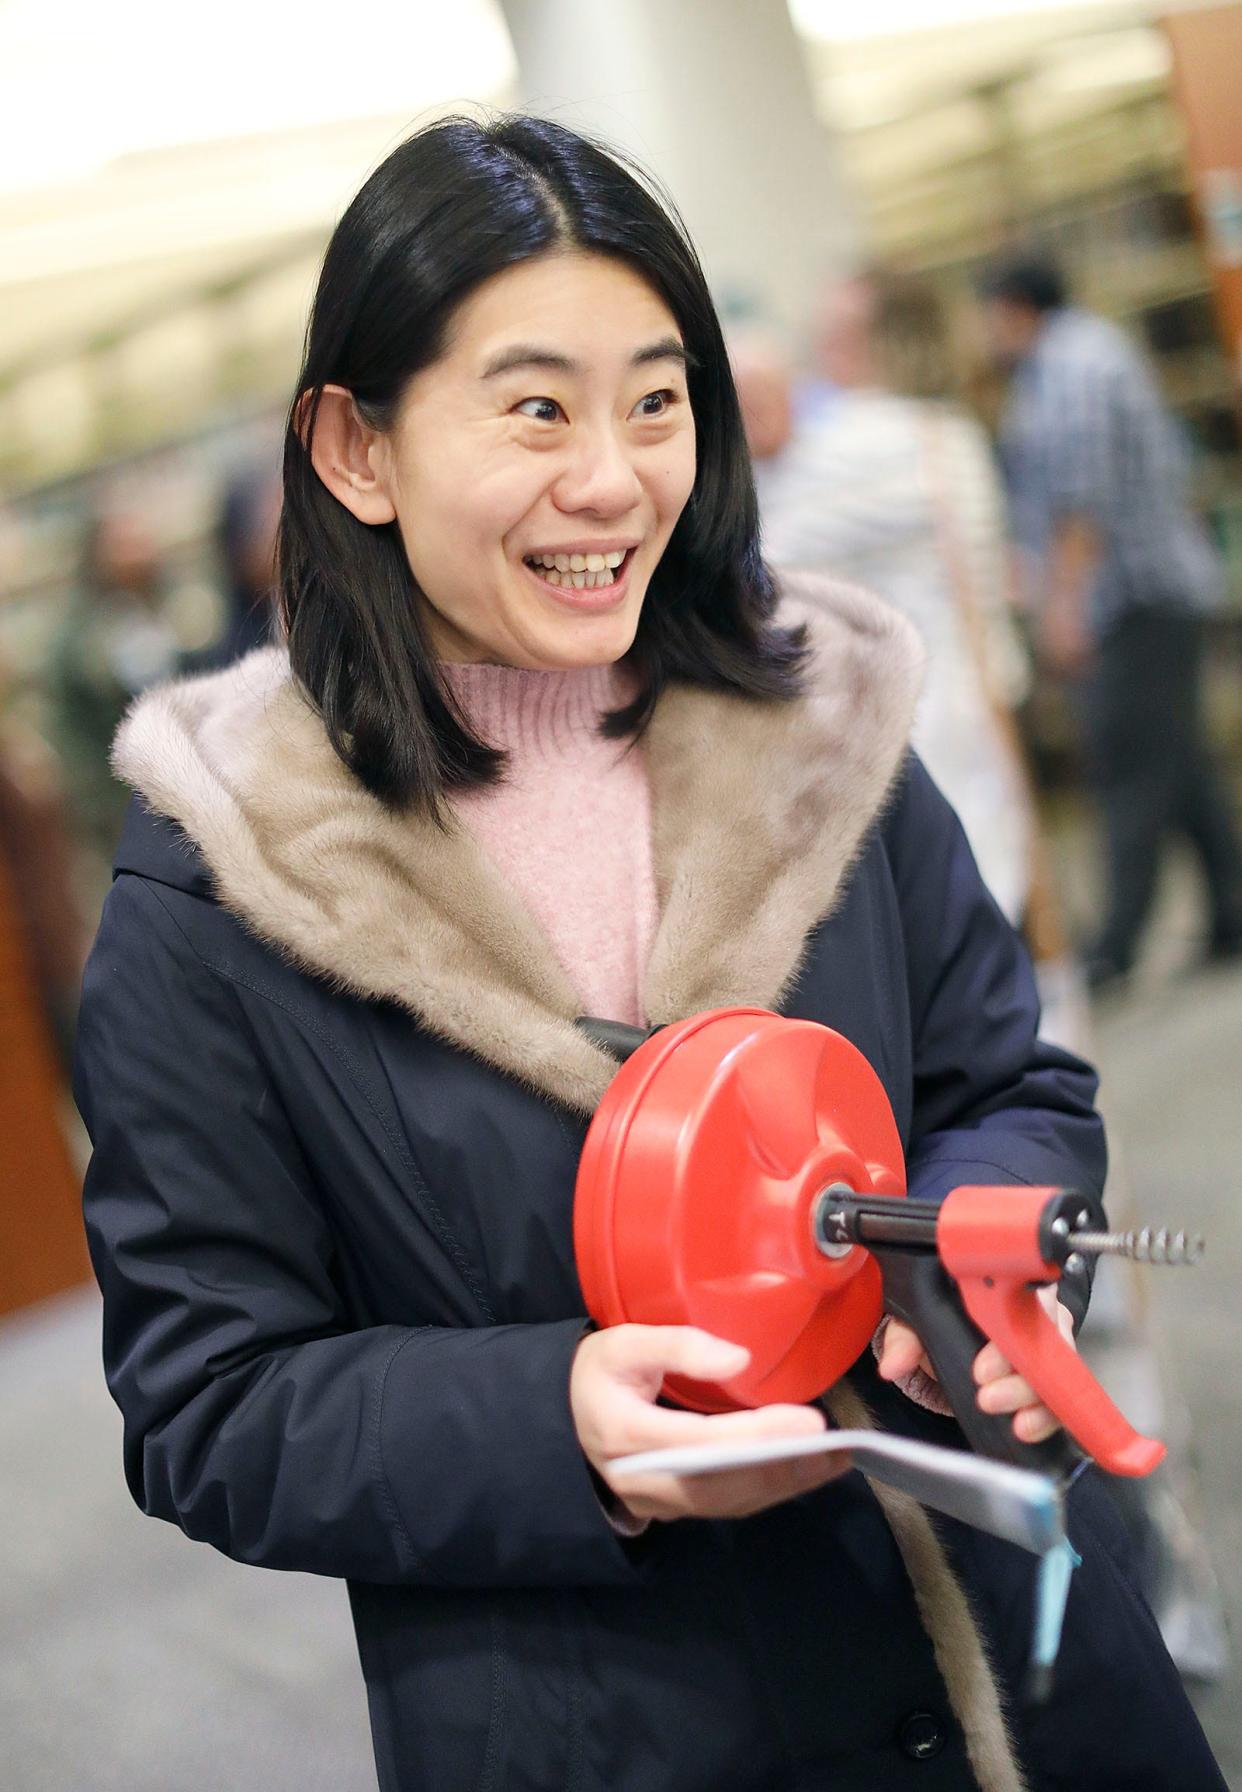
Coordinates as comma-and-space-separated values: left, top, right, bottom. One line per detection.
113, 572, 923, 1114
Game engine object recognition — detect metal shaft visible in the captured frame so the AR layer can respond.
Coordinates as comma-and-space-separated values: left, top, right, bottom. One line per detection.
1067, 1227, 1204, 1266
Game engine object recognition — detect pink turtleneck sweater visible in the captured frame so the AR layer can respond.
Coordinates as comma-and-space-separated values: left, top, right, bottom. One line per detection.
443, 661, 659, 1028
444, 661, 948, 1448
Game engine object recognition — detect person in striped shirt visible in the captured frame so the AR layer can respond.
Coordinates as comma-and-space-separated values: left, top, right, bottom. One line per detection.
981, 253, 1242, 990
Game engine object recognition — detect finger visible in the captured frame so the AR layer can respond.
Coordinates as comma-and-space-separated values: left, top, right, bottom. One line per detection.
605, 1394, 828, 1459
610, 1326, 751, 1389
1042, 1292, 1078, 1345
975, 1371, 1037, 1416
684, 1449, 853, 1518
1035, 1284, 1072, 1325
972, 1340, 1014, 1386
1013, 1405, 1060, 1444
617, 1449, 853, 1522
878, 1320, 927, 1382
973, 1289, 1078, 1389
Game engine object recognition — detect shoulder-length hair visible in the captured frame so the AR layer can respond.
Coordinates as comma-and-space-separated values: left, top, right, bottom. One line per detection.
866, 268, 961, 403
278, 112, 807, 814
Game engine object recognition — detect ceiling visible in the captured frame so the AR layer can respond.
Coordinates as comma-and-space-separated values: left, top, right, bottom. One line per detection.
0, 0, 517, 388
0, 1, 1218, 461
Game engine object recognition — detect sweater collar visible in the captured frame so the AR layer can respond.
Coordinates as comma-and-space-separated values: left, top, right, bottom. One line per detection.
112, 572, 923, 1113
441, 660, 631, 764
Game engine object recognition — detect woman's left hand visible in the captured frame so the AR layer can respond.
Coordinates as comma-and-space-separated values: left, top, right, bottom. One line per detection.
877, 1285, 1076, 1445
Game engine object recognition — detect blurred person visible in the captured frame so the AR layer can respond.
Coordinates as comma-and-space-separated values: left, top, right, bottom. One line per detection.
184, 466, 280, 673
796, 270, 877, 426
980, 252, 1242, 991
73, 116, 1224, 1792
46, 503, 181, 870
810, 271, 874, 389
747, 271, 1037, 928
743, 293, 1229, 1691
729, 332, 794, 460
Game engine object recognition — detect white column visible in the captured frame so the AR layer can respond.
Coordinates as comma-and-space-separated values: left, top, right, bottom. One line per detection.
498, 0, 857, 341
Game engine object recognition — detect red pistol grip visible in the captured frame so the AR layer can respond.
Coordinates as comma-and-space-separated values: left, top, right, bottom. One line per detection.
938, 1186, 1166, 1478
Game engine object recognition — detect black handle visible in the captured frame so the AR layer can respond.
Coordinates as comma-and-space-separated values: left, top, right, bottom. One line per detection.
575, 1016, 662, 1062
876, 1249, 1081, 1479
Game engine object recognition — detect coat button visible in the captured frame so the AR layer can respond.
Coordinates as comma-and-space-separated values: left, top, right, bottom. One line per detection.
897, 1712, 947, 1760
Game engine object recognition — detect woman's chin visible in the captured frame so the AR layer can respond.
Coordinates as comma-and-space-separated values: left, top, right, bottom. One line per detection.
516, 596, 642, 670
528, 619, 638, 670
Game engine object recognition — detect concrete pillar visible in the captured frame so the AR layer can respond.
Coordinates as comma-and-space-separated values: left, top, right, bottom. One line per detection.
498, 0, 857, 343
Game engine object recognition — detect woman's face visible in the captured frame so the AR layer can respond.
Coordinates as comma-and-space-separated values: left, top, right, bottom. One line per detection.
374, 251, 697, 668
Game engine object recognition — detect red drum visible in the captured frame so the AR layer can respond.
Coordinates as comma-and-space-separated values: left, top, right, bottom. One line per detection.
574, 1008, 908, 1411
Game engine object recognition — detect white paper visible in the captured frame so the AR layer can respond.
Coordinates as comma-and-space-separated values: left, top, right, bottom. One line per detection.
609, 1428, 1064, 1555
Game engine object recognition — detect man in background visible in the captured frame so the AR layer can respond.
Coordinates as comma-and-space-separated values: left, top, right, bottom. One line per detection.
46, 502, 181, 882
981, 253, 1242, 990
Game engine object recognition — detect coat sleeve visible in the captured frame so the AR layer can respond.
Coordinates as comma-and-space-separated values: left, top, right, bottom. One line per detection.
76, 874, 645, 1590
882, 756, 1107, 1322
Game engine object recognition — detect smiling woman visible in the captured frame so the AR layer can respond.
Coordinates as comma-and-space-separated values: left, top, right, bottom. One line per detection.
279, 115, 803, 812
76, 111, 1225, 1792
307, 254, 697, 671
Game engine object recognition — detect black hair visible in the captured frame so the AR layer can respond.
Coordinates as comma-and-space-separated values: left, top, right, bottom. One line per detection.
278, 112, 807, 815
977, 252, 1068, 316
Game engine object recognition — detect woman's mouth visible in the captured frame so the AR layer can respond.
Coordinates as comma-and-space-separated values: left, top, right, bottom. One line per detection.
522, 548, 632, 590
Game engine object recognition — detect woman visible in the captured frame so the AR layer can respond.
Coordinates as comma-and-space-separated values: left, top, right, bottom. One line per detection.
76, 116, 1223, 1792
752, 271, 1035, 927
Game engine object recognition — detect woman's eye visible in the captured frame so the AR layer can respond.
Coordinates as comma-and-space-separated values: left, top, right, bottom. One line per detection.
515, 397, 563, 423
632, 389, 677, 419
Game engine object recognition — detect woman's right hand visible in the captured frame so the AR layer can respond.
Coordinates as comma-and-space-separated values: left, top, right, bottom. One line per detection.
570, 1324, 851, 1524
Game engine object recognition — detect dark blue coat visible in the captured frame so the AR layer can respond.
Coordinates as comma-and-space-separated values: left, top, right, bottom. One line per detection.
76, 610, 1224, 1792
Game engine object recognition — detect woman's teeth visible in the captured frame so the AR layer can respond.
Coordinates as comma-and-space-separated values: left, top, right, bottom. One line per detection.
524, 549, 627, 589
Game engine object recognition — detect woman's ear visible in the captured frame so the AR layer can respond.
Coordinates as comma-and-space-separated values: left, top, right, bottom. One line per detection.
299, 385, 397, 526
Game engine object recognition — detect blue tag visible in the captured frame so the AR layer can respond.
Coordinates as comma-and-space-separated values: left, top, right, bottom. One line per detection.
1026, 1535, 1082, 1701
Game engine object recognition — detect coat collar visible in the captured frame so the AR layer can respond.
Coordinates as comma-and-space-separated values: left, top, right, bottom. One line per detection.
113, 572, 923, 1112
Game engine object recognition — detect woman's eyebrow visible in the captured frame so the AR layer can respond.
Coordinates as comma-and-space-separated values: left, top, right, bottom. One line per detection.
482, 345, 576, 379
481, 337, 691, 379
632, 337, 691, 368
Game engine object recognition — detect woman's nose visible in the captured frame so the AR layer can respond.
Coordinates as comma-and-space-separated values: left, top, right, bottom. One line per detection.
551, 428, 644, 517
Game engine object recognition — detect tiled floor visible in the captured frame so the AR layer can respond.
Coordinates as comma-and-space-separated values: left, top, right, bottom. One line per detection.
0, 1288, 376, 1791
1088, 958, 1242, 1786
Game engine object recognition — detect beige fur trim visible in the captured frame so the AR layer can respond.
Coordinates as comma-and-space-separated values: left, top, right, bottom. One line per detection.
826, 1383, 1028, 1792
112, 572, 922, 1110
644, 573, 924, 1022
